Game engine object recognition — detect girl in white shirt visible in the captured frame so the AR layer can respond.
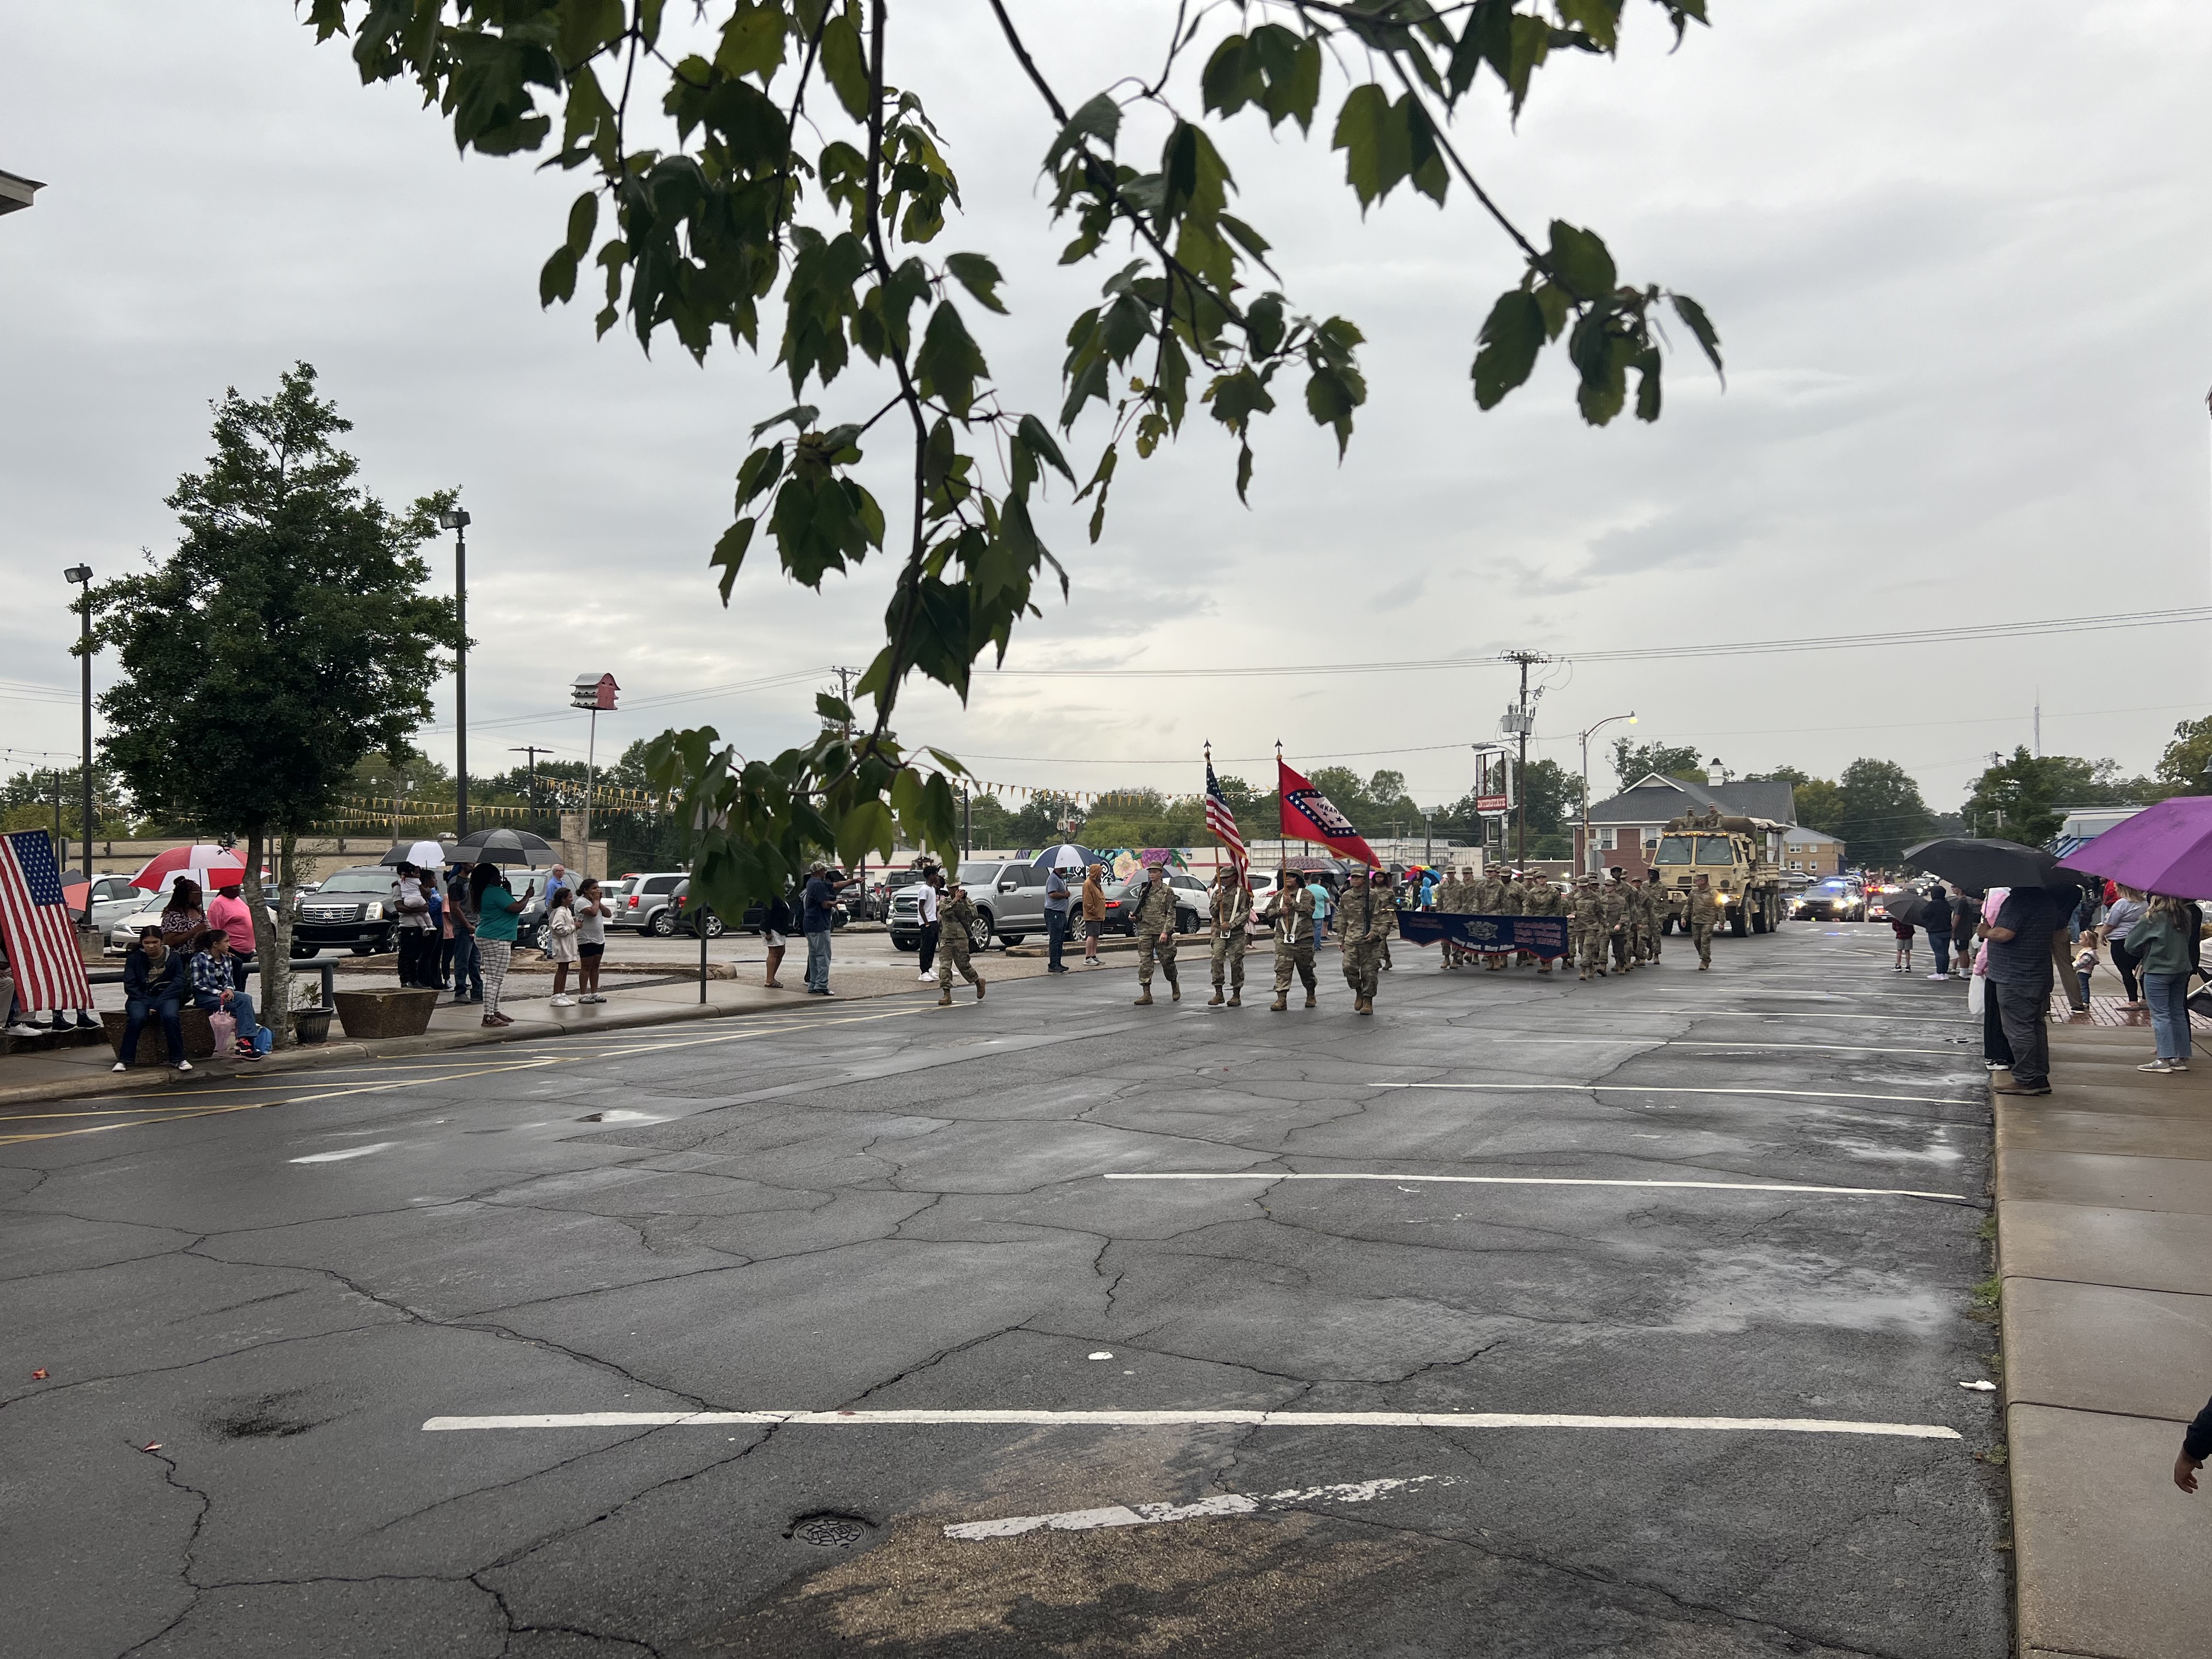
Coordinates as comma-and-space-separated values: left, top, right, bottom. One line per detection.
573, 878, 610, 1004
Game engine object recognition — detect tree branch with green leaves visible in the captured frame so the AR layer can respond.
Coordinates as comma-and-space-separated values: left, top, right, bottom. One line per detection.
302, 0, 1723, 919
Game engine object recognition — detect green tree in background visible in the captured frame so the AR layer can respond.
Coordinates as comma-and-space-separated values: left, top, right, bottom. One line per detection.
91, 365, 460, 1046
304, 0, 1724, 924
1611, 739, 1703, 791
1831, 758, 1936, 867
1963, 750, 2163, 848
1747, 766, 1843, 834
2158, 716, 2212, 795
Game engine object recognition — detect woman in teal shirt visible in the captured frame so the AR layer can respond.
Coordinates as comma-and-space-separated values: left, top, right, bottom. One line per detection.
468, 865, 531, 1027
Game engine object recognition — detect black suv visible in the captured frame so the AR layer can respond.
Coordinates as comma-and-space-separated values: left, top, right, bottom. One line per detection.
292, 866, 404, 955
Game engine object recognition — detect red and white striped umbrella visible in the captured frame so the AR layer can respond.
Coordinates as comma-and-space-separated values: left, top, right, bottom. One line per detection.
128, 843, 249, 892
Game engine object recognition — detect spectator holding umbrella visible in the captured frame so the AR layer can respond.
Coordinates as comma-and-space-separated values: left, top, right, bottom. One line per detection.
470, 862, 529, 1026
445, 861, 483, 1005
1981, 881, 2063, 1096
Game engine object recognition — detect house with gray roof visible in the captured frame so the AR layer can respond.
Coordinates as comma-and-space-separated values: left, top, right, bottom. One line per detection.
1573, 772, 1798, 876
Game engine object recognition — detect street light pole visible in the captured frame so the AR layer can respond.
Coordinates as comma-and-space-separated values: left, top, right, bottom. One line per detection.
1577, 712, 1637, 876
439, 508, 472, 836
64, 565, 94, 915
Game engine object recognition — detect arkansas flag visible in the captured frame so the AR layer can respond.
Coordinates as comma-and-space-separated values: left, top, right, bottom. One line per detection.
1278, 759, 1379, 867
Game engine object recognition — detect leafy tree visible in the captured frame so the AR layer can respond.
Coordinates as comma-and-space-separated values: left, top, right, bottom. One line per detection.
90, 365, 460, 1046
1520, 758, 1578, 837
1831, 758, 1936, 867
0, 766, 136, 840
1611, 738, 1703, 791
2158, 716, 2212, 795
1792, 779, 1845, 835
1963, 749, 2161, 848
304, 0, 1723, 923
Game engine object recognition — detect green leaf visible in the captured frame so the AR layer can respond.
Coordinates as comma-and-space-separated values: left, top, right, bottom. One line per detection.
1547, 221, 1617, 301
1047, 92, 1122, 170
750, 404, 819, 440
1669, 292, 1724, 383
1331, 83, 1399, 212
714, 2, 789, 82
913, 301, 989, 416
943, 251, 1008, 314
1015, 413, 1077, 486
1235, 440, 1255, 505
736, 441, 785, 509
709, 518, 755, 603
1471, 289, 1544, 409
1200, 33, 1261, 118
1632, 346, 1662, 422
538, 246, 578, 307
819, 14, 871, 121
1556, 0, 1623, 51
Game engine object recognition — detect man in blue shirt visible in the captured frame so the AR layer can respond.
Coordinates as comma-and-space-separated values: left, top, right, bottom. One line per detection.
1043, 862, 1073, 973
1984, 883, 2063, 1096
802, 861, 842, 995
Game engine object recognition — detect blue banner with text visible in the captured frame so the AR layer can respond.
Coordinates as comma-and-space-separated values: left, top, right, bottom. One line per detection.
1397, 912, 1570, 959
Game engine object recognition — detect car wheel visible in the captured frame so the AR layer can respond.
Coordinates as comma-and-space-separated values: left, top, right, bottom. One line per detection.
290, 941, 317, 960
1177, 909, 1199, 935
998, 933, 1025, 947
647, 910, 675, 938
702, 913, 726, 938
351, 943, 375, 956
891, 934, 916, 951
970, 911, 995, 952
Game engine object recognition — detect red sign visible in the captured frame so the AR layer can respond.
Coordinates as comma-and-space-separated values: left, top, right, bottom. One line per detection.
1475, 794, 1509, 814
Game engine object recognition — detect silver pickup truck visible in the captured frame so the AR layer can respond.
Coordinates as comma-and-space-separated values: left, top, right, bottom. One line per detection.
887, 859, 1067, 951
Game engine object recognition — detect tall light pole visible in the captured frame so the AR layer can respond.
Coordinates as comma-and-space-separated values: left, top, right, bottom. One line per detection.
64, 565, 93, 915
439, 507, 471, 834
1578, 712, 1637, 875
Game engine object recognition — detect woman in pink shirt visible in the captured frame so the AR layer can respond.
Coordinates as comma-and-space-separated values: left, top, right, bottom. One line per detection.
205, 881, 258, 994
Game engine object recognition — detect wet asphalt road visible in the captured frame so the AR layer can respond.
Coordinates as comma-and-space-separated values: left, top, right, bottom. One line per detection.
2, 923, 2008, 1657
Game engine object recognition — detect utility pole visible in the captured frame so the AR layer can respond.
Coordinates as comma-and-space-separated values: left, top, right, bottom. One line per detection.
510, 746, 553, 822
440, 508, 472, 833
64, 565, 94, 917
833, 665, 857, 743
2033, 687, 2041, 758
1499, 650, 1550, 865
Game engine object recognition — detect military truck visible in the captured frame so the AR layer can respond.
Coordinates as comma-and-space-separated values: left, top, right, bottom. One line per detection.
1650, 809, 1790, 937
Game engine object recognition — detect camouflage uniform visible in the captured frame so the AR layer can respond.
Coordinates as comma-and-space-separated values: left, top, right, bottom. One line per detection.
1499, 873, 1530, 966
1471, 871, 1508, 970
1686, 885, 1722, 969
1570, 880, 1609, 980
1208, 876, 1252, 1005
1436, 872, 1468, 967
1266, 880, 1318, 1008
1335, 877, 1398, 1014
1605, 877, 1634, 972
1522, 878, 1564, 974
937, 889, 985, 1003
1131, 872, 1181, 1003
1642, 877, 1668, 962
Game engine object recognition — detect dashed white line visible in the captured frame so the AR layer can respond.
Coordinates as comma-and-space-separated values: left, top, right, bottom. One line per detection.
420, 1408, 1961, 1438
289, 1142, 397, 1164
944, 1476, 1441, 1539
1102, 1172, 1971, 1201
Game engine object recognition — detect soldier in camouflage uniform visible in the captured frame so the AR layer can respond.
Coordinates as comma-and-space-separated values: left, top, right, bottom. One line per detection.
1522, 874, 1564, 974
936, 878, 986, 1005
1643, 869, 1669, 963
1375, 868, 1397, 971
1605, 868, 1635, 973
1207, 866, 1252, 1007
1686, 873, 1722, 970
1265, 871, 1318, 1010
1570, 875, 1609, 980
1130, 862, 1181, 1006
1335, 866, 1397, 1014
1471, 866, 1508, 971
1436, 868, 1468, 968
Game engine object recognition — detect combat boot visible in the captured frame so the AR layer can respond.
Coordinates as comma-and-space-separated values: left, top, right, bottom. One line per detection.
1228, 988, 1242, 1007
1270, 991, 1288, 1011
1209, 985, 1223, 1006
1304, 992, 1317, 1008
975, 977, 986, 1000
938, 984, 952, 1007
1134, 986, 1154, 1006
1170, 981, 1181, 1002
1356, 997, 1372, 1015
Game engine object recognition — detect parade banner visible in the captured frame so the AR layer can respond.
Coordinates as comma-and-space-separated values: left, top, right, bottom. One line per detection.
1398, 912, 1569, 959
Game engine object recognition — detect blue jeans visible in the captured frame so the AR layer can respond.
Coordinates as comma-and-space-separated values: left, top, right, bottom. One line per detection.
449, 933, 483, 1000
1927, 930, 1951, 975
805, 929, 832, 992
121, 997, 184, 1065
194, 990, 261, 1049
1046, 907, 1069, 969
2146, 971, 2193, 1062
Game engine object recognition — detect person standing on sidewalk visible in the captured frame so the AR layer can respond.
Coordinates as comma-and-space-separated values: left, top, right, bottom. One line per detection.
802, 861, 838, 996
543, 887, 581, 1007
1923, 883, 1955, 980
761, 887, 792, 989
471, 864, 528, 1027
916, 871, 941, 985
445, 862, 483, 1004
392, 864, 434, 988
160, 878, 206, 953
1983, 882, 2062, 1097
1043, 860, 1073, 973
1081, 863, 1106, 964
2125, 894, 2197, 1074
574, 878, 612, 1004
206, 879, 258, 992
2101, 885, 2148, 1009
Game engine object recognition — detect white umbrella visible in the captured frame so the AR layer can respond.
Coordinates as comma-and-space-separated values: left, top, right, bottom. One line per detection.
405, 839, 448, 870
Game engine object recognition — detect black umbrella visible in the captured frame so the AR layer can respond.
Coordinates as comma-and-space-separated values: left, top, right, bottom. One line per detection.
1901, 837, 2083, 897
1879, 891, 1931, 927
450, 827, 555, 867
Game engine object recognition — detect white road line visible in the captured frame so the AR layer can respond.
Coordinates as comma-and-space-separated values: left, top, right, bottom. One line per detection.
1374, 1082, 1977, 1107
289, 1141, 397, 1164
420, 1408, 1961, 1438
944, 1476, 1440, 1540
1459, 1038, 1971, 1057
1102, 1172, 1971, 1201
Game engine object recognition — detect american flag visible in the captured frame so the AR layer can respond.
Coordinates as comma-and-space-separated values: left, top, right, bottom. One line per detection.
1204, 759, 1247, 873
0, 831, 94, 1014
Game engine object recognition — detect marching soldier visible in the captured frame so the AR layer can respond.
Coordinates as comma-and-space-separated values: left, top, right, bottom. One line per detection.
1643, 869, 1669, 963
1604, 868, 1634, 973
1336, 865, 1396, 1015
1376, 868, 1397, 971
936, 877, 987, 1005
1208, 866, 1252, 1007
1686, 873, 1722, 970
1437, 867, 1467, 968
1570, 874, 1609, 981
1265, 867, 1319, 1010
1522, 873, 1564, 974
1130, 860, 1182, 1006
1472, 864, 1507, 972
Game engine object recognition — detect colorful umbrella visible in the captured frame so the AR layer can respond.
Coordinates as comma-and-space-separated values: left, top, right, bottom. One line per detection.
2057, 798, 2212, 899
128, 843, 247, 892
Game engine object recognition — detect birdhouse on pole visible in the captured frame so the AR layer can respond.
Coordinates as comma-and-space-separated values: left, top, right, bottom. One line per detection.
571, 673, 619, 711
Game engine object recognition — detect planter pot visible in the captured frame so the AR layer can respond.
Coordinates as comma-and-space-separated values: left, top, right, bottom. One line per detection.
101, 1006, 217, 1064
331, 988, 439, 1041
289, 1008, 334, 1046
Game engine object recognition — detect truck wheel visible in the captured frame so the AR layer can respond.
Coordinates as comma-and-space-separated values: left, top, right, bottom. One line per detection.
891, 934, 916, 952
1730, 909, 1749, 938
970, 911, 995, 952
1661, 916, 1676, 936
1751, 905, 1769, 935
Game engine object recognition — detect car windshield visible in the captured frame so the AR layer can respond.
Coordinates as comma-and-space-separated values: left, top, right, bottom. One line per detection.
957, 862, 1003, 885
1654, 837, 1693, 864
318, 870, 397, 893
1694, 838, 1737, 866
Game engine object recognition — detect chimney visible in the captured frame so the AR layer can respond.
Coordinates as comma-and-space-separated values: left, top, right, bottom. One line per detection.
1705, 758, 1726, 788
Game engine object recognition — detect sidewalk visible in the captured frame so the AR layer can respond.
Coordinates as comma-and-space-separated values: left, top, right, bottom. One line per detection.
0, 945, 1074, 1109
1997, 1018, 2212, 1659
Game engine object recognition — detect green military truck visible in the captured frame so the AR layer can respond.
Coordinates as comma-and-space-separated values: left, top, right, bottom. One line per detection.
1651, 809, 1790, 937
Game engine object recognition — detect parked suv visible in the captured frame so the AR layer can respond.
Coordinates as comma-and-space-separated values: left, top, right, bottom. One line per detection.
886, 859, 1053, 952
291, 866, 404, 955
609, 871, 687, 935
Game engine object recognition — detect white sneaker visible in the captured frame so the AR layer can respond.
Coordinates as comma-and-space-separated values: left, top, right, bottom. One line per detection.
584, 994, 603, 1004
550, 995, 575, 1008
1926, 973, 1949, 981
174, 1059, 193, 1073
917, 970, 934, 982
2140, 1059, 2175, 1073
4, 1023, 42, 1037
112, 1061, 127, 1072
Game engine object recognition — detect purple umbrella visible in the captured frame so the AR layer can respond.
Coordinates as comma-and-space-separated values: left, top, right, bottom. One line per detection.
2056, 798, 2212, 898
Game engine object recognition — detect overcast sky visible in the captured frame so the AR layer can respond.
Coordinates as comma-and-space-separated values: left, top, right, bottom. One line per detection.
5, 2, 2209, 821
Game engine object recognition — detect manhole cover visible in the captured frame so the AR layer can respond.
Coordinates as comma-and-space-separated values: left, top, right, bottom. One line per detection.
787, 1511, 870, 1548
